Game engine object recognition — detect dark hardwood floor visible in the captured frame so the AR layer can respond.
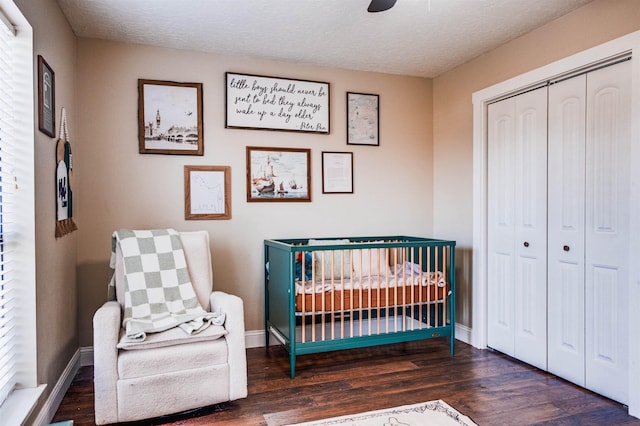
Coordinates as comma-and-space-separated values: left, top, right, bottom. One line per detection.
52, 339, 640, 425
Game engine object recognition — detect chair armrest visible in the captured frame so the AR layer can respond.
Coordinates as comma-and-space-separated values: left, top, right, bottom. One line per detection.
93, 301, 121, 425
210, 291, 248, 400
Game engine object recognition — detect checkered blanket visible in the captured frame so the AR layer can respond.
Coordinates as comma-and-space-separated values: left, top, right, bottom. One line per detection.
108, 229, 225, 342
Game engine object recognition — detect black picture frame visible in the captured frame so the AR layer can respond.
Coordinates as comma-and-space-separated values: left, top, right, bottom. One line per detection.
38, 55, 55, 137
322, 151, 354, 194
347, 92, 379, 146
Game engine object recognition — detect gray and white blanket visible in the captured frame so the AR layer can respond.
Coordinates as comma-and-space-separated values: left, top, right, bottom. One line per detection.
108, 229, 224, 342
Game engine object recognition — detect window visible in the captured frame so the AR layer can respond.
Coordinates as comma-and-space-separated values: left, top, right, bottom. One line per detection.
0, 1, 40, 423
0, 6, 18, 407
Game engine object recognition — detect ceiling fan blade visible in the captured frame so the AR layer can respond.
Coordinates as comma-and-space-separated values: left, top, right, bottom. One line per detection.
367, 0, 397, 13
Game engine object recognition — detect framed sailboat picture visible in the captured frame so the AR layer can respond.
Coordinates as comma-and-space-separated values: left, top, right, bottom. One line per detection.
246, 146, 311, 202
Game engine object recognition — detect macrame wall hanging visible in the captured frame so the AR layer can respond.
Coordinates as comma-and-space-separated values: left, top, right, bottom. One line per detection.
55, 107, 78, 237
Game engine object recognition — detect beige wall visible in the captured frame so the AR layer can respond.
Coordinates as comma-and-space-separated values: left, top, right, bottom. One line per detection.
14, 0, 78, 422
16, 0, 640, 420
433, 0, 640, 329
75, 39, 434, 344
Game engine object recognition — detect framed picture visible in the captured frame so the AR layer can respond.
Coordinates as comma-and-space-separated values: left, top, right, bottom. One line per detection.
322, 151, 353, 194
184, 165, 231, 220
138, 79, 203, 155
347, 92, 379, 146
246, 146, 311, 202
226, 72, 330, 134
38, 55, 55, 137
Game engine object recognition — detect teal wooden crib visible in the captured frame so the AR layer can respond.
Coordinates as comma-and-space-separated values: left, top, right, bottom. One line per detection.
264, 236, 456, 378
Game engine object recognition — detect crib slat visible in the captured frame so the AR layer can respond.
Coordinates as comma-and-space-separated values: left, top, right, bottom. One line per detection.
435, 247, 440, 327
427, 246, 432, 328
301, 252, 307, 343
442, 245, 447, 324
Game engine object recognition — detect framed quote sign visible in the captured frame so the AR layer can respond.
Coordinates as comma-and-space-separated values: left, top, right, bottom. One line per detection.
226, 72, 330, 134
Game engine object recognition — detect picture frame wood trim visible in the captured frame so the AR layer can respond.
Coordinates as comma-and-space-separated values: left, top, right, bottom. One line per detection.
322, 151, 354, 194
246, 146, 311, 202
226, 72, 330, 134
138, 79, 204, 155
37, 55, 55, 138
184, 165, 231, 220
347, 92, 379, 146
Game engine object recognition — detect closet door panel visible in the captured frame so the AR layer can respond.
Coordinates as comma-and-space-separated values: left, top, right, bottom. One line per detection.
487, 98, 516, 356
488, 87, 547, 365
584, 60, 630, 404
513, 89, 548, 370
547, 75, 586, 386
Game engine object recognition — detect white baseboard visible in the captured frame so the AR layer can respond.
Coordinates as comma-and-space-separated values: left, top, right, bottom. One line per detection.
33, 349, 80, 426
245, 329, 268, 348
78, 324, 469, 370
40, 324, 469, 424
80, 346, 94, 367
455, 323, 471, 345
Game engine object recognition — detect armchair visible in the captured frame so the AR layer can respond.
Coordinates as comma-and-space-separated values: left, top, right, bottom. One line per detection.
93, 230, 247, 425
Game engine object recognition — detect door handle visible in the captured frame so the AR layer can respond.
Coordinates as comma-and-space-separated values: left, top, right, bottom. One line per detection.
563, 245, 570, 252
523, 241, 529, 247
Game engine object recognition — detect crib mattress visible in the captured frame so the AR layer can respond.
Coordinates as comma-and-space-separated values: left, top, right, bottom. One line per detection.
295, 282, 449, 312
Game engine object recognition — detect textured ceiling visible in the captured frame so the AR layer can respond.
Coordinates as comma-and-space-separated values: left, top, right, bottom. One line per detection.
56, 0, 594, 78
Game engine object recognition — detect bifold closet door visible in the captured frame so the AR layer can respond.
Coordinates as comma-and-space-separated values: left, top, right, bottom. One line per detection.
584, 60, 630, 404
487, 87, 548, 370
548, 60, 630, 404
547, 74, 587, 387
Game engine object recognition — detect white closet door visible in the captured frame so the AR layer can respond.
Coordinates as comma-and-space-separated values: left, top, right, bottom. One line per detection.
512, 88, 548, 369
548, 75, 587, 386
488, 97, 516, 357
488, 87, 548, 369
584, 60, 630, 404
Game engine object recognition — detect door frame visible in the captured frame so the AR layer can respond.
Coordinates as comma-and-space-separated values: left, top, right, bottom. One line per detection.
471, 30, 640, 418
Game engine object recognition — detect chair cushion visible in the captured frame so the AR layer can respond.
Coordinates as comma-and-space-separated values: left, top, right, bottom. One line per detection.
118, 336, 229, 379
117, 324, 227, 350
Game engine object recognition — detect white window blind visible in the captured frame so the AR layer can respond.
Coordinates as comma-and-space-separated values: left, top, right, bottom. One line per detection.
0, 12, 17, 406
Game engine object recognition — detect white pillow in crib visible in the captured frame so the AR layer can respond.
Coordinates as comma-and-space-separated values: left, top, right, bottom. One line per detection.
352, 241, 392, 277
308, 239, 351, 281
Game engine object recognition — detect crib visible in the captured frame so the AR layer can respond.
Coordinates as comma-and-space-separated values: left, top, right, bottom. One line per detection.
264, 236, 456, 378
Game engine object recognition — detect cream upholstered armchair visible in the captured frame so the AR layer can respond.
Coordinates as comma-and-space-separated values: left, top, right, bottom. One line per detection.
93, 230, 247, 425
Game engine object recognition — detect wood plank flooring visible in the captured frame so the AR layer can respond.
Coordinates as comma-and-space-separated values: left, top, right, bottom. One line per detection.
52, 339, 640, 425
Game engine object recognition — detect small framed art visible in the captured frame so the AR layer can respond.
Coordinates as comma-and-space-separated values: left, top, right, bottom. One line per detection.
184, 165, 231, 220
246, 146, 311, 202
322, 151, 353, 194
347, 92, 379, 146
138, 79, 203, 155
38, 55, 55, 137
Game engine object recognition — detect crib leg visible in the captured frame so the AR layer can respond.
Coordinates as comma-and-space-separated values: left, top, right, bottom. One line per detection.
290, 353, 296, 379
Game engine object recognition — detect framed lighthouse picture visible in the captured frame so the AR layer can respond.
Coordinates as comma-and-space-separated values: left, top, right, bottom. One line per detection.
138, 79, 204, 155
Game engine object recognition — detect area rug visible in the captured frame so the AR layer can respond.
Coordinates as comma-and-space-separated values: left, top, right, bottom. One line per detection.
284, 400, 477, 426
